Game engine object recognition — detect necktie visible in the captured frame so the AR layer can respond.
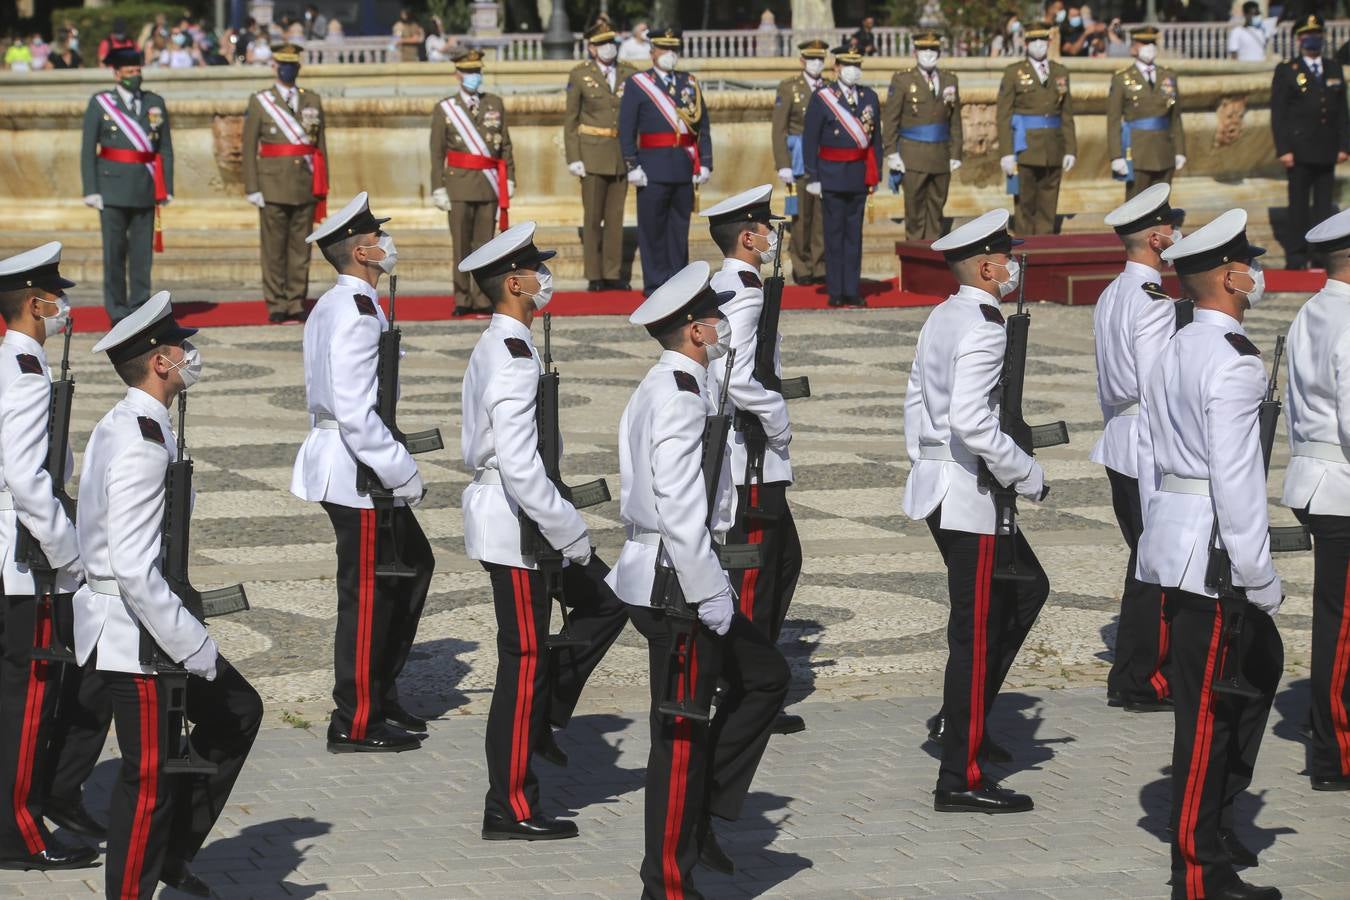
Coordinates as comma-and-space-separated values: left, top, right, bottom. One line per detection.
288, 89, 297, 112
1313, 60, 1322, 80
1036, 62, 1047, 83
603, 65, 614, 91
929, 73, 939, 95
1146, 66, 1154, 86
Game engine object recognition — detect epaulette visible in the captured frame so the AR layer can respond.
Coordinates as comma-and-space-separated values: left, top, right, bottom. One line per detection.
980, 305, 1005, 325
504, 337, 532, 359
1225, 333, 1261, 357
899, 66, 915, 75
1141, 282, 1171, 301
15, 354, 42, 376
673, 371, 700, 394
137, 416, 165, 444
1116, 65, 1133, 77
353, 294, 377, 317
739, 271, 763, 289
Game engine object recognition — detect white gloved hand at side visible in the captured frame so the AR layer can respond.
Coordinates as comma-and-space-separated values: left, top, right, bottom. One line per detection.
949, 158, 962, 172
431, 187, 451, 212
393, 471, 425, 507
776, 167, 795, 184
560, 533, 593, 567
567, 160, 586, 178
246, 191, 265, 208
63, 556, 86, 586
507, 179, 515, 199
767, 424, 792, 451
697, 589, 735, 636
805, 181, 822, 196
1175, 154, 1187, 171
886, 152, 904, 173
1111, 157, 1129, 176
1247, 577, 1283, 616
627, 166, 648, 187
182, 635, 219, 681
84, 194, 104, 210
693, 166, 711, 186
1000, 155, 1017, 177
1015, 463, 1048, 502
1061, 154, 1076, 173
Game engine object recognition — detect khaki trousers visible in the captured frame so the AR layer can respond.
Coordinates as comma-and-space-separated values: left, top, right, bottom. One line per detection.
450, 201, 497, 310
1014, 164, 1062, 236
259, 201, 316, 316
789, 176, 825, 281
902, 170, 952, 241
580, 173, 628, 282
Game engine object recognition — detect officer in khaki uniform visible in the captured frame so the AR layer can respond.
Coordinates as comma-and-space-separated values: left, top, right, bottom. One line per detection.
772, 40, 830, 284
563, 23, 637, 292
997, 25, 1076, 236
1107, 27, 1186, 200
882, 30, 963, 241
430, 50, 515, 316
242, 43, 329, 324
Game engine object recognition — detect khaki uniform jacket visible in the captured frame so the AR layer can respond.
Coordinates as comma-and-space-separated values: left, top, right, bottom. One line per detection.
771, 73, 829, 171
430, 92, 516, 204
1106, 63, 1184, 169
996, 59, 1077, 166
241, 86, 328, 205
562, 60, 637, 177
881, 67, 963, 173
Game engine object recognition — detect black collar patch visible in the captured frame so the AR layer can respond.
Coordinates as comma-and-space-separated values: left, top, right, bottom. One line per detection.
15, 354, 43, 376
738, 270, 763, 290
504, 337, 533, 359
137, 416, 166, 444
673, 370, 700, 394
353, 294, 378, 317
1225, 332, 1260, 357
1141, 282, 1172, 301
980, 304, 1005, 325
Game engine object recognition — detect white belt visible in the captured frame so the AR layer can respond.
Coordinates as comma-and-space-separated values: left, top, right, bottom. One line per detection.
472, 468, 502, 486
1112, 402, 1140, 417
918, 443, 977, 464
625, 526, 726, 547
313, 413, 340, 430
86, 577, 120, 596
1160, 474, 1210, 496
1292, 440, 1350, 464
0, 489, 11, 511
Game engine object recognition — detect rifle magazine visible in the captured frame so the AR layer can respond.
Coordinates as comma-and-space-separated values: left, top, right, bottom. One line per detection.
779, 376, 812, 400
567, 478, 612, 509
718, 542, 764, 570
1029, 421, 1070, 449
404, 428, 445, 455
200, 585, 250, 618
1269, 524, 1312, 554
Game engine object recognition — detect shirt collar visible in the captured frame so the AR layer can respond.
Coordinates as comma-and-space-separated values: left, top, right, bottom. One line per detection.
1124, 261, 1162, 282
1321, 277, 1350, 298
336, 273, 377, 295
124, 386, 172, 427
659, 348, 708, 379
721, 258, 758, 276
1304, 55, 1322, 68
116, 84, 137, 106
275, 82, 295, 95
460, 89, 478, 104
1194, 307, 1244, 333
489, 312, 531, 341
1, 329, 43, 359
1135, 60, 1154, 75
953, 283, 1001, 307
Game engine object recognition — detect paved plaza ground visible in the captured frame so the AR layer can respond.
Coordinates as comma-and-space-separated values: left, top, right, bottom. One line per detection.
5, 295, 1349, 898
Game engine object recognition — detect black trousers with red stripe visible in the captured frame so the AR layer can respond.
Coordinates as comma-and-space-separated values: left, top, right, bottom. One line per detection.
1293, 509, 1350, 778
0, 592, 112, 860
926, 510, 1049, 792
103, 658, 262, 900
1104, 468, 1172, 704
1167, 593, 1282, 900
323, 502, 434, 738
628, 605, 788, 900
725, 481, 802, 644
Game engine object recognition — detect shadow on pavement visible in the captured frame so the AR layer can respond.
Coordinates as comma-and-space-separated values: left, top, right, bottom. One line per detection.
1136, 770, 1296, 856
1137, 765, 1173, 842
700, 789, 812, 898
400, 636, 478, 720
190, 817, 332, 899
1271, 677, 1311, 753
539, 713, 644, 815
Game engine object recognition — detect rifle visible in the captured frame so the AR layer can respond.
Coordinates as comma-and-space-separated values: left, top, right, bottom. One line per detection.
519, 312, 613, 651
15, 327, 77, 665
1205, 335, 1309, 698
978, 254, 1070, 581
139, 392, 251, 775
651, 350, 741, 723
354, 274, 444, 577
736, 220, 812, 522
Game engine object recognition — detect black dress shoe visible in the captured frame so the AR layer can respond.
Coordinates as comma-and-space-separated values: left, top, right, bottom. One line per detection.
1207, 880, 1281, 900
697, 819, 735, 875
1311, 772, 1350, 790
161, 861, 212, 897
845, 295, 867, 307
587, 280, 604, 291
827, 296, 844, 307
383, 703, 427, 734
0, 842, 99, 870
45, 801, 107, 840
1220, 829, 1259, 867
934, 784, 1034, 814
607, 280, 633, 291
772, 712, 806, 735
326, 721, 422, 753
1124, 697, 1174, 713
288, 309, 310, 323
1107, 690, 1124, 707
268, 311, 287, 324
481, 812, 578, 841
927, 713, 946, 742
537, 729, 568, 767
452, 305, 472, 317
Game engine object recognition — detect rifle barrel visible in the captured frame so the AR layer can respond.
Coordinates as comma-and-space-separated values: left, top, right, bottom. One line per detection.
389, 274, 398, 324
543, 312, 553, 369
176, 392, 187, 459
1015, 252, 1028, 315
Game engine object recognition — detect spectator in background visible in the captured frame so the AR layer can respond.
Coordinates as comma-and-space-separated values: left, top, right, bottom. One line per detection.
990, 10, 1025, 56
98, 17, 136, 66
248, 34, 273, 64
326, 19, 345, 41
227, 18, 258, 63
1104, 18, 1132, 57
1043, 0, 1067, 27
201, 33, 229, 65
303, 4, 329, 40
28, 33, 51, 70
1060, 6, 1105, 56
3, 34, 33, 71
1230, 2, 1274, 61
285, 15, 307, 42
393, 8, 424, 62
851, 16, 878, 55
426, 17, 454, 61
49, 28, 82, 69
156, 27, 204, 68
619, 21, 650, 60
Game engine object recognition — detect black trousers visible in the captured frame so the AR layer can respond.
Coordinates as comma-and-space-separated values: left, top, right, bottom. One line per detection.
483, 556, 627, 819
103, 659, 262, 900
1294, 508, 1350, 778
821, 189, 866, 301
1104, 468, 1171, 704
926, 510, 1049, 792
1285, 161, 1336, 268
0, 592, 111, 858
725, 482, 802, 644
322, 502, 434, 738
636, 181, 693, 292
629, 605, 788, 900
1167, 593, 1282, 900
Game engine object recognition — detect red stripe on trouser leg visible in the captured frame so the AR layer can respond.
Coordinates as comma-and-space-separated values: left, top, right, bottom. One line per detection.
352, 508, 376, 741
738, 485, 763, 619
966, 535, 993, 789
121, 678, 160, 900
508, 569, 537, 821
1332, 559, 1350, 774
12, 600, 53, 854
1178, 609, 1225, 900
662, 637, 698, 899
1150, 591, 1172, 700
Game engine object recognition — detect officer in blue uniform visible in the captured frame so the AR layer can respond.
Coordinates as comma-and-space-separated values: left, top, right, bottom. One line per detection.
803, 48, 882, 308
618, 28, 713, 295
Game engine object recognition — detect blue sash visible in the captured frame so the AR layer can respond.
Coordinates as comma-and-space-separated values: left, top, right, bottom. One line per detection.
1116, 115, 1170, 182
1007, 114, 1062, 195
786, 134, 805, 178
899, 123, 951, 143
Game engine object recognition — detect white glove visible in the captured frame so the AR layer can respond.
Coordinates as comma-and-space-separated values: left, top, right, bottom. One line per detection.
1247, 577, 1283, 615
805, 181, 822, 196
949, 159, 962, 172
1175, 154, 1187, 172
560, 533, 592, 567
1061, 154, 1076, 173
697, 589, 735, 636
567, 160, 586, 178
767, 424, 792, 451
627, 166, 648, 187
1000, 155, 1017, 177
431, 187, 451, 212
393, 471, 425, 507
776, 167, 795, 185
161, 194, 173, 206
507, 180, 515, 199
63, 556, 86, 586
1110, 157, 1129, 176
693, 166, 711, 186
84, 193, 104, 210
1014, 463, 1047, 502
886, 152, 904, 173
182, 635, 219, 681
246, 191, 265, 208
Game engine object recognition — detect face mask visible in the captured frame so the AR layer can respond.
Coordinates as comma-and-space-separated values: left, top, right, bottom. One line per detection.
520, 265, 554, 310
1055, 9, 1067, 22
992, 258, 1021, 298
700, 319, 733, 360
120, 74, 142, 92
839, 65, 862, 86
277, 61, 300, 83
1028, 40, 1049, 61
804, 58, 825, 77
162, 342, 203, 390
596, 43, 617, 63
656, 51, 678, 72
1229, 265, 1266, 307
752, 231, 778, 265
1009, 20, 1022, 33
37, 296, 71, 338
916, 49, 939, 70
1069, 16, 1082, 27
1137, 44, 1157, 64
68, 37, 79, 51
363, 234, 397, 273
172, 32, 188, 46
461, 72, 483, 92
1302, 36, 1324, 53
1247, 15, 1260, 25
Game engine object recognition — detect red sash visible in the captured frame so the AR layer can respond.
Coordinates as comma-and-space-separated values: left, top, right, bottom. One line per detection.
98, 147, 168, 251
818, 146, 879, 188
258, 143, 330, 222
445, 151, 510, 230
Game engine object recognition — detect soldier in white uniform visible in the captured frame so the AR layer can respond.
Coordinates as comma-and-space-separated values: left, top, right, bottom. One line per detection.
700, 185, 804, 735
610, 262, 788, 897
902, 209, 1050, 814
457, 223, 629, 841
0, 244, 106, 873
1094, 183, 1185, 713
292, 193, 435, 754
78, 290, 263, 899
1141, 210, 1283, 900
1282, 208, 1350, 791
